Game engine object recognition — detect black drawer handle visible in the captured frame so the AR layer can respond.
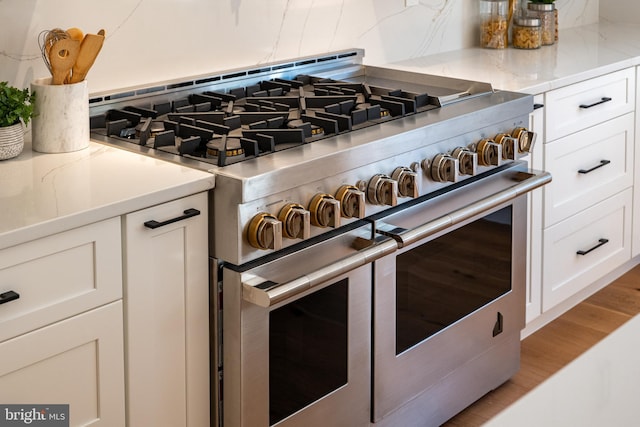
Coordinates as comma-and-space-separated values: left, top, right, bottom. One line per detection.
577, 238, 609, 256
578, 159, 611, 174
533, 103, 544, 110
0, 290, 20, 305
144, 208, 201, 229
579, 97, 612, 109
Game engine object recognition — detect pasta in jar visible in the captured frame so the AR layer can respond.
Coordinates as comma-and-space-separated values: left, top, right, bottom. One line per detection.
512, 16, 542, 49
480, 0, 509, 49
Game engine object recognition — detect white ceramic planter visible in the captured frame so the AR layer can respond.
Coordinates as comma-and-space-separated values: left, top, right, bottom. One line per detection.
31, 77, 89, 153
0, 122, 25, 160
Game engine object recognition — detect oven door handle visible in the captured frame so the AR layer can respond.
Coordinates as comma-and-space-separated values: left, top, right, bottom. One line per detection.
377, 170, 552, 248
242, 238, 398, 308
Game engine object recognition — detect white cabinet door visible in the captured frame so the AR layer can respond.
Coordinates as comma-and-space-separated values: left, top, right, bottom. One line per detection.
0, 217, 122, 342
0, 301, 125, 426
545, 68, 635, 142
123, 192, 209, 427
543, 113, 634, 227
542, 189, 632, 311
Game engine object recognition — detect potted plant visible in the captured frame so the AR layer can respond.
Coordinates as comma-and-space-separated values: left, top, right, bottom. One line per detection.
0, 81, 35, 160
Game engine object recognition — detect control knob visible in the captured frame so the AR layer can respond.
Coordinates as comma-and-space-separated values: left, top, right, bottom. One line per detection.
391, 167, 419, 198
451, 147, 478, 176
423, 154, 459, 183
247, 212, 283, 250
278, 203, 311, 239
493, 133, 518, 160
309, 193, 341, 228
335, 185, 366, 219
473, 138, 503, 166
511, 127, 536, 153
357, 174, 398, 206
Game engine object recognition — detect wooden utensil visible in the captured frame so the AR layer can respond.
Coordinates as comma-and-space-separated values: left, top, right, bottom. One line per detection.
49, 38, 80, 85
37, 28, 68, 74
66, 27, 84, 41
68, 30, 105, 84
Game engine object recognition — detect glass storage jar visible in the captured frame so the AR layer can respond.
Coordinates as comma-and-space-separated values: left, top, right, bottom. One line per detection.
480, 0, 509, 49
527, 2, 555, 45
512, 16, 542, 49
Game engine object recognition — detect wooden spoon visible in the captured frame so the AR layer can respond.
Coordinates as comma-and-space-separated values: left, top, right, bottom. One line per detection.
49, 38, 80, 85
69, 30, 105, 84
66, 27, 84, 41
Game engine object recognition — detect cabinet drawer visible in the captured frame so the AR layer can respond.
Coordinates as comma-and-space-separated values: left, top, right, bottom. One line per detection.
543, 113, 634, 227
0, 301, 125, 426
542, 189, 631, 311
0, 218, 122, 342
545, 68, 635, 142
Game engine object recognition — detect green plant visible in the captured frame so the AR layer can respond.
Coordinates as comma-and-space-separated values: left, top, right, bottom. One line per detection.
0, 81, 36, 127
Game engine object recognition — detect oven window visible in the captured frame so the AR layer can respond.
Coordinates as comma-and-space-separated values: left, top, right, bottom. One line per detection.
269, 279, 348, 425
395, 206, 512, 355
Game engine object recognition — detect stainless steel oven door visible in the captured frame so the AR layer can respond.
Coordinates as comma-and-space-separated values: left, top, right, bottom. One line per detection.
221, 223, 396, 427
371, 162, 551, 425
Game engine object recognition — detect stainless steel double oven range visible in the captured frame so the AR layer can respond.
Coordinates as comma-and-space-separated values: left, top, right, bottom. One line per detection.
88, 50, 551, 427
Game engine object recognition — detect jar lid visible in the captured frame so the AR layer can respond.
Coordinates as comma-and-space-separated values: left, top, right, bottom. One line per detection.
514, 16, 541, 26
527, 2, 555, 11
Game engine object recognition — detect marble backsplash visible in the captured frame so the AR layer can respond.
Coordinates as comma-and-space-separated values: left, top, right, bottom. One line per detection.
0, 0, 598, 94
600, 0, 640, 23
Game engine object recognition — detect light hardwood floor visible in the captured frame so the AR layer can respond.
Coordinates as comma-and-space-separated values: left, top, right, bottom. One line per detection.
444, 264, 640, 426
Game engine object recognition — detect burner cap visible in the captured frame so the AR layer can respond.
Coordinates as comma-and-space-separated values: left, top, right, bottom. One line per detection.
206, 136, 245, 158
287, 119, 324, 137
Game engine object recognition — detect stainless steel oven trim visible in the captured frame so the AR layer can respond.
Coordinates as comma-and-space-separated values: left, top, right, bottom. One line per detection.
242, 237, 397, 307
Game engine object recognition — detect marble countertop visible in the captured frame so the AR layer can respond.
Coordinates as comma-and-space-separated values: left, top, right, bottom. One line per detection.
0, 137, 214, 251
483, 314, 640, 426
387, 21, 640, 95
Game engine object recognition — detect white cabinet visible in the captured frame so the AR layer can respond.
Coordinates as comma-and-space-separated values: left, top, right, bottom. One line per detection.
0, 219, 125, 426
0, 218, 122, 342
543, 113, 634, 228
1, 191, 210, 427
123, 192, 209, 427
542, 188, 632, 310
525, 68, 636, 330
0, 302, 126, 426
545, 68, 635, 141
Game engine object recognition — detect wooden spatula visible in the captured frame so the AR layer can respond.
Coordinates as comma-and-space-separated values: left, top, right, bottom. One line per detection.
69, 30, 105, 84
49, 38, 80, 85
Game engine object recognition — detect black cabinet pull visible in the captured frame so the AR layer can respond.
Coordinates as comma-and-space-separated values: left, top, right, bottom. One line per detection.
579, 97, 612, 109
0, 290, 20, 305
533, 103, 544, 110
577, 238, 609, 256
144, 208, 201, 229
578, 159, 611, 174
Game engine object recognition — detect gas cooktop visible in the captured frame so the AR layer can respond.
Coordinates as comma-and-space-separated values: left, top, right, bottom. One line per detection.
88, 49, 494, 169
